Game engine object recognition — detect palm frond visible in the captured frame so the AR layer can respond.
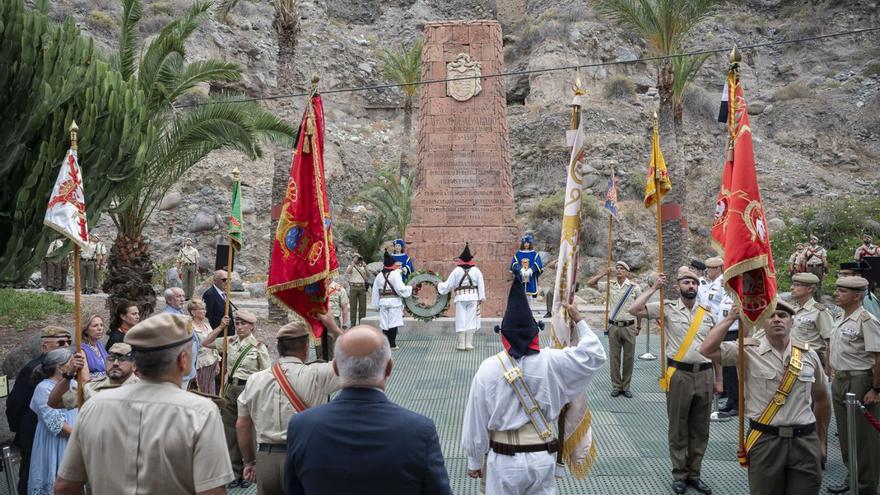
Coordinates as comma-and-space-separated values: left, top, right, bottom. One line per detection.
672, 53, 710, 105
215, 0, 241, 20
593, 0, 719, 55
165, 60, 242, 102
378, 39, 423, 98
117, 0, 142, 81
356, 170, 413, 238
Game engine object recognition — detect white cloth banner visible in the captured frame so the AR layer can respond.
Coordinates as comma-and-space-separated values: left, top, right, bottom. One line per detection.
44, 149, 89, 249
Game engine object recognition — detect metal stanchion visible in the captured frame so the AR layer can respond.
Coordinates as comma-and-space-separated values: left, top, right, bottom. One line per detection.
639, 318, 656, 360
2, 446, 18, 493
845, 392, 859, 495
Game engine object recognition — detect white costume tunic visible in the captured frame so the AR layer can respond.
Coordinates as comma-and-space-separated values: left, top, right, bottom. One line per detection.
437, 266, 485, 333
371, 269, 412, 330
461, 320, 606, 494
697, 275, 738, 333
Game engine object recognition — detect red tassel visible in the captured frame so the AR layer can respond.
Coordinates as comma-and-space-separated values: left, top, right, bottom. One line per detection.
736, 447, 749, 467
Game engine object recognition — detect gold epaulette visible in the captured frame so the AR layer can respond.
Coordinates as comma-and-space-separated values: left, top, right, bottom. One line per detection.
791, 340, 810, 352
860, 311, 872, 321
743, 337, 760, 346
814, 302, 827, 311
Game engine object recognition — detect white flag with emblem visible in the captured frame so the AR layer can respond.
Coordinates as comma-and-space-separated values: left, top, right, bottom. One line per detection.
44, 149, 89, 249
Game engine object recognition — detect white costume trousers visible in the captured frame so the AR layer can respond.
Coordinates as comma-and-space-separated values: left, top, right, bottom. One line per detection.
485, 450, 556, 495
455, 300, 480, 332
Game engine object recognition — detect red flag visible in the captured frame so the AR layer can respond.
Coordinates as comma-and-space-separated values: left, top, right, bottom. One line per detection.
267, 94, 338, 338
718, 72, 777, 325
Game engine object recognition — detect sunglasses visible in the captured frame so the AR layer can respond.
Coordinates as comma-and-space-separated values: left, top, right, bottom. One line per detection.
220, 278, 228, 282
107, 354, 131, 363
56, 339, 71, 346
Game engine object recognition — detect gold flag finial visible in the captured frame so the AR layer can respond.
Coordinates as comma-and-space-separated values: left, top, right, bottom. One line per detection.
232, 167, 240, 181
729, 47, 741, 64
609, 160, 617, 174
69, 121, 79, 151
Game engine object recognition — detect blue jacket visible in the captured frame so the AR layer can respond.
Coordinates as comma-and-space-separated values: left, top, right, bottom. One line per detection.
284, 387, 452, 495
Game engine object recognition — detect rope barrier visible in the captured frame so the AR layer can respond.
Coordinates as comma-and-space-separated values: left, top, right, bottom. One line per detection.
859, 400, 880, 432
174, 25, 880, 109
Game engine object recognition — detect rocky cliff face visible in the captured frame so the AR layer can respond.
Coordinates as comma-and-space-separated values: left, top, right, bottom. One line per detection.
53, 0, 880, 286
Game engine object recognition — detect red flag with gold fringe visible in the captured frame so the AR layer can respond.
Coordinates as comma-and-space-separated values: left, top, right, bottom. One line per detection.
267, 93, 338, 338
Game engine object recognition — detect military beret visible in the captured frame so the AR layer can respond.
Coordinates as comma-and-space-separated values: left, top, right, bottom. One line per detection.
277, 321, 310, 339
676, 266, 701, 282
616, 261, 630, 271
124, 314, 192, 352
774, 299, 795, 316
704, 257, 723, 268
108, 343, 132, 356
836, 276, 869, 290
690, 259, 707, 271
810, 235, 819, 242
235, 309, 257, 324
41, 326, 72, 339
791, 272, 820, 285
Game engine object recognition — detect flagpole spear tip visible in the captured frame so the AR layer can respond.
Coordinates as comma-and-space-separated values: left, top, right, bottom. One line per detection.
311, 75, 320, 88
69, 121, 79, 150
232, 167, 240, 180
729, 47, 741, 64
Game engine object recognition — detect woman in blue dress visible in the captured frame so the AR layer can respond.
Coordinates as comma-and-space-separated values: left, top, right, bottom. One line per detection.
28, 348, 78, 495
390, 239, 415, 283
79, 314, 107, 380
510, 234, 543, 296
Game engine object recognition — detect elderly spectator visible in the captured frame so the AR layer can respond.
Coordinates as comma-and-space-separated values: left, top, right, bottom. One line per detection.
6, 327, 71, 495
187, 299, 222, 395
203, 270, 236, 335
105, 301, 139, 352
162, 288, 186, 315
79, 314, 107, 381
49, 344, 137, 407
28, 348, 78, 495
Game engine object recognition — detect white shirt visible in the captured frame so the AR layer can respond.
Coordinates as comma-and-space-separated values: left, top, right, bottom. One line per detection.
437, 266, 485, 303
697, 275, 738, 332
461, 320, 606, 470
371, 270, 412, 309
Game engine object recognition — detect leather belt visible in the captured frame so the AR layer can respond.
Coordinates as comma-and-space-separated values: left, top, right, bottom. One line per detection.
489, 439, 560, 456
350, 283, 365, 287
833, 369, 873, 378
749, 420, 816, 438
229, 378, 248, 386
667, 358, 713, 372
257, 443, 286, 453
608, 319, 635, 327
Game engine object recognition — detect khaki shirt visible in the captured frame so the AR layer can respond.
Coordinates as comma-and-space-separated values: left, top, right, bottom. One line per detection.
177, 245, 199, 264
47, 239, 64, 256
791, 298, 834, 352
599, 279, 642, 323
721, 338, 825, 426
237, 357, 341, 444
222, 334, 270, 380
82, 374, 138, 402
830, 306, 880, 371
57, 380, 234, 493
80, 240, 106, 261
347, 264, 369, 285
804, 246, 826, 266
646, 299, 716, 364
328, 285, 348, 318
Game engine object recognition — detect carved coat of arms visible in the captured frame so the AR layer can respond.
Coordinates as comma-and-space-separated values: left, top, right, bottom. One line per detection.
446, 53, 482, 102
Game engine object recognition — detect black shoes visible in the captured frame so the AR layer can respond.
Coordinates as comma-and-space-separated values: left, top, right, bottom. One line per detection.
622, 390, 633, 398
687, 478, 712, 494
228, 478, 251, 489
544, 311, 552, 318
611, 389, 621, 397
827, 482, 849, 494
672, 480, 687, 494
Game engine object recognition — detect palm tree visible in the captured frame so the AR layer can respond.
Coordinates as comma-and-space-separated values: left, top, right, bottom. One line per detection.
672, 53, 710, 128
593, 0, 717, 289
357, 170, 414, 240
378, 40, 423, 177
337, 214, 390, 264
102, 0, 297, 315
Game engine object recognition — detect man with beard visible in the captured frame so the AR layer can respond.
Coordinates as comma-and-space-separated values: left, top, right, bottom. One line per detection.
48, 344, 139, 407
854, 234, 880, 261
700, 299, 830, 494
629, 267, 719, 495
804, 235, 829, 300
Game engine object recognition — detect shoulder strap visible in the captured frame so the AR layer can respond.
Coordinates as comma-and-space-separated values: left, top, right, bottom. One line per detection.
228, 342, 254, 381
354, 265, 367, 280
271, 362, 309, 413
495, 351, 555, 442
456, 267, 474, 289
609, 283, 636, 322
660, 306, 707, 392
740, 346, 804, 465
381, 274, 399, 296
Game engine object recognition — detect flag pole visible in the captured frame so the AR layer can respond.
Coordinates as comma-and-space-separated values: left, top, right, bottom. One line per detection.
70, 121, 85, 408
220, 168, 240, 397
603, 164, 615, 335
653, 113, 667, 386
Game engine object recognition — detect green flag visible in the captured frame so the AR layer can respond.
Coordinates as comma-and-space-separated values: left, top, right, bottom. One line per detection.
229, 169, 243, 251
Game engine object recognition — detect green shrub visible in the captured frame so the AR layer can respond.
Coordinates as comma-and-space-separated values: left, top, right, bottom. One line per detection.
773, 82, 813, 101
0, 289, 73, 330
88, 10, 115, 31
603, 75, 635, 100
863, 61, 880, 78
149, 1, 174, 15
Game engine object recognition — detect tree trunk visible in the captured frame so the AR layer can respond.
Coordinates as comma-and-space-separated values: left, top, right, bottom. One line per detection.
657, 60, 687, 297
102, 232, 157, 317
266, 13, 300, 325
673, 101, 683, 131
399, 95, 413, 178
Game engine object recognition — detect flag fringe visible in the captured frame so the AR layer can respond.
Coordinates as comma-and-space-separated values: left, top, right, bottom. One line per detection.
267, 268, 339, 296
563, 407, 597, 479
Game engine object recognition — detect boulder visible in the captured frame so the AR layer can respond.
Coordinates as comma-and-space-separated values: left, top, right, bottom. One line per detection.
768, 217, 786, 233
188, 211, 217, 233
619, 248, 648, 271
241, 198, 255, 215
166, 267, 181, 288
3, 335, 41, 377
246, 282, 267, 298
158, 192, 183, 211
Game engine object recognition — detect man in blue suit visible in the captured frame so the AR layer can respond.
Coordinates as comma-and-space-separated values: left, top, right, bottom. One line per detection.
284, 325, 452, 495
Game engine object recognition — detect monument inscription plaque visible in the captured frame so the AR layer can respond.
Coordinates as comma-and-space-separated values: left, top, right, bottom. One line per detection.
407, 20, 517, 317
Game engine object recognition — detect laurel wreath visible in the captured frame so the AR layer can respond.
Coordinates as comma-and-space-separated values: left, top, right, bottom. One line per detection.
403, 271, 451, 322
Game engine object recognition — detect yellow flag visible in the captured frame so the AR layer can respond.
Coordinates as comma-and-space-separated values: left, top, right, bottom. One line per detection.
643, 123, 671, 208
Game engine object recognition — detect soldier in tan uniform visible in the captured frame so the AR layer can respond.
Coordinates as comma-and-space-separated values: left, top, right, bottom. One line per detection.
587, 261, 643, 397
54, 313, 234, 494
44, 239, 67, 291
317, 279, 349, 360
236, 313, 344, 494
804, 235, 828, 300
176, 238, 200, 299
629, 267, 718, 495
827, 276, 880, 495
700, 299, 831, 494
48, 343, 139, 408
788, 243, 806, 277
80, 234, 107, 294
346, 253, 371, 326
789, 272, 834, 365
854, 234, 880, 261
202, 308, 270, 489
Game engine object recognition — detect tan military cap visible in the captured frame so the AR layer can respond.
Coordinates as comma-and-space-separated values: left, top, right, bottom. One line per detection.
810, 235, 819, 242
774, 299, 795, 315
791, 272, 820, 285
277, 321, 310, 339
125, 314, 192, 351
616, 261, 630, 271
704, 257, 723, 268
836, 276, 869, 290
108, 343, 132, 355
41, 326, 72, 339
235, 309, 257, 324
676, 266, 701, 282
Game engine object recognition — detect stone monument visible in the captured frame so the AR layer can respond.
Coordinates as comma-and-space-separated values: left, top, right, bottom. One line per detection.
407, 20, 517, 317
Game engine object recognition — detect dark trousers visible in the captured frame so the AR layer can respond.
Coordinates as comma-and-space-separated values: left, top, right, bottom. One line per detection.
349, 284, 367, 325
383, 327, 398, 347
832, 372, 879, 495
223, 382, 246, 478
747, 431, 822, 495
722, 331, 739, 411
667, 367, 713, 481
17, 449, 29, 495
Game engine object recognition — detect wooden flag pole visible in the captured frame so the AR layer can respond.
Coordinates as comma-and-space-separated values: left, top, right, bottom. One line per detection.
220, 170, 239, 396
604, 213, 613, 334
69, 121, 85, 408
653, 113, 667, 385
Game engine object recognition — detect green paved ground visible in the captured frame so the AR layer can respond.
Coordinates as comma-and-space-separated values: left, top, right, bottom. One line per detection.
233, 332, 849, 495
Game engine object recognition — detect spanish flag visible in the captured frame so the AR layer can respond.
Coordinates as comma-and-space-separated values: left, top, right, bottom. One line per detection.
643, 121, 671, 208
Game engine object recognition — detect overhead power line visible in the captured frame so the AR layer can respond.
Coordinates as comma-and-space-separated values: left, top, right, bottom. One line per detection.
175, 26, 880, 109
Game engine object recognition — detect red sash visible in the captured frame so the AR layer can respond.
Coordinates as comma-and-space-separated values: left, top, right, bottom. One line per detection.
271, 362, 309, 413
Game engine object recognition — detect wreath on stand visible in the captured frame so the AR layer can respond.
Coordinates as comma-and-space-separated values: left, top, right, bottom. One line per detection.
403, 271, 451, 322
